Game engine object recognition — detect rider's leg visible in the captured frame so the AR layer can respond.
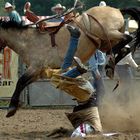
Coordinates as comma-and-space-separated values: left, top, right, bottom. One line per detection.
45, 25, 87, 79
63, 57, 88, 78
61, 25, 81, 70
61, 25, 88, 78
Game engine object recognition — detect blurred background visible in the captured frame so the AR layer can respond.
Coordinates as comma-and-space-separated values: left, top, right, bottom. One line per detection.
0, 0, 140, 16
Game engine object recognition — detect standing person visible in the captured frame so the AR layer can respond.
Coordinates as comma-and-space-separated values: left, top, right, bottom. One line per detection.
51, 3, 66, 15
4, 2, 22, 24
115, 43, 140, 104
49, 3, 66, 22
88, 50, 106, 106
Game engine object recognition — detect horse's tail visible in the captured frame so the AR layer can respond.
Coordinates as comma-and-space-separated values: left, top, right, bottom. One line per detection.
120, 7, 140, 50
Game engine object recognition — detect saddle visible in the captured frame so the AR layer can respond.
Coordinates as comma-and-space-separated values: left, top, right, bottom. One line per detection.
24, 2, 75, 47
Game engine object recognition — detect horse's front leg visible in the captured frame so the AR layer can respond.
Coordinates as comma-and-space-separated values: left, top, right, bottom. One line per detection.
6, 67, 41, 118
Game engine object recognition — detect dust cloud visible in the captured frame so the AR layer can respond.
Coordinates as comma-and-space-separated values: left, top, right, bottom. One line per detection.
100, 82, 140, 133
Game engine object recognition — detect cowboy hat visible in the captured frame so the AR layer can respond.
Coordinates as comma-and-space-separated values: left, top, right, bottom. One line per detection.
5, 2, 14, 9
99, 1, 106, 6
51, 3, 66, 12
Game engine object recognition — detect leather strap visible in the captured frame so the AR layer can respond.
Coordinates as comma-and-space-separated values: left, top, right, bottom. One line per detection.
50, 33, 56, 47
73, 13, 112, 52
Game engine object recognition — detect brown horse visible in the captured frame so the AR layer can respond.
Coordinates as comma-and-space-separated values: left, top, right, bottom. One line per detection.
0, 6, 140, 117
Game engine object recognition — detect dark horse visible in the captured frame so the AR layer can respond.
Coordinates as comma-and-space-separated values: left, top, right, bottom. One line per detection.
0, 6, 140, 118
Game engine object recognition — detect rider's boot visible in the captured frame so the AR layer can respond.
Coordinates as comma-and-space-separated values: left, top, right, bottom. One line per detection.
62, 57, 88, 78
73, 56, 88, 73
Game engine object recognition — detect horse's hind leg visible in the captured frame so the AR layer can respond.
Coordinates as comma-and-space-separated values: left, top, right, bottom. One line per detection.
6, 67, 41, 118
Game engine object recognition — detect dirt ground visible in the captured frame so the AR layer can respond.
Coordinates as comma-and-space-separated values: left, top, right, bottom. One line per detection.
0, 108, 74, 140
1, 83, 140, 140
1, 101, 140, 140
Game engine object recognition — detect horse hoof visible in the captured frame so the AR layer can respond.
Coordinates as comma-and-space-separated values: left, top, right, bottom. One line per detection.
6, 106, 17, 118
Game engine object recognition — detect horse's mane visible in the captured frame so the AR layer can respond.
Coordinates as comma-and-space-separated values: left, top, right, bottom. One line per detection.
0, 19, 28, 30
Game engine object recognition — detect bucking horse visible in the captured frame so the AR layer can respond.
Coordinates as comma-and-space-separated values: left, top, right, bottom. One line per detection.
0, 1, 140, 123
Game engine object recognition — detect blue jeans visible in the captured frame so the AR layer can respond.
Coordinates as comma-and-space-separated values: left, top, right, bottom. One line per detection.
61, 37, 78, 70
63, 67, 81, 78
61, 36, 81, 78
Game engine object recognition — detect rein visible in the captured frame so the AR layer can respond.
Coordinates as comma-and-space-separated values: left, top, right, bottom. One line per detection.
35, 6, 80, 26
73, 16, 99, 47
87, 14, 112, 51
